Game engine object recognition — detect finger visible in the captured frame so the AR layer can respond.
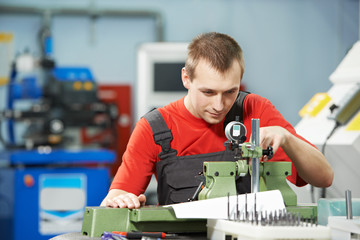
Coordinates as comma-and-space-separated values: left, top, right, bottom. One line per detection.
271, 136, 281, 154
106, 198, 119, 208
138, 194, 147, 206
260, 134, 272, 149
114, 196, 129, 208
124, 193, 143, 209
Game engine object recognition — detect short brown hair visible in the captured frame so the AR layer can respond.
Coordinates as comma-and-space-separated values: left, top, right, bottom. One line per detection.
185, 32, 245, 80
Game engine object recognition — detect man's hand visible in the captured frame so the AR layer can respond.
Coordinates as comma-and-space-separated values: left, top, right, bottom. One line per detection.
100, 189, 146, 209
256, 126, 333, 188
258, 126, 288, 161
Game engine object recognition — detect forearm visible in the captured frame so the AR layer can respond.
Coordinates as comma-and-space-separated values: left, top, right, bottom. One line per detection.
282, 132, 334, 188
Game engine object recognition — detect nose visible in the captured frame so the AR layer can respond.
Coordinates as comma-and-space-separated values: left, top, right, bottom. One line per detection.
212, 94, 224, 112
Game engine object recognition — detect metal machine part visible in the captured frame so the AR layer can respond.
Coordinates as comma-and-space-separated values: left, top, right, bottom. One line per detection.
251, 119, 260, 193
81, 206, 206, 237
80, 119, 317, 237
327, 82, 360, 125
224, 120, 247, 142
207, 218, 331, 240
1, 66, 118, 149
345, 190, 353, 220
295, 41, 360, 200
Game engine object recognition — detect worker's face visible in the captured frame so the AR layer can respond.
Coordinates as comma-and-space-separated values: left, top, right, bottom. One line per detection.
182, 59, 242, 124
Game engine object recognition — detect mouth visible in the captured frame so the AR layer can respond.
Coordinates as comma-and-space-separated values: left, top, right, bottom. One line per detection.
208, 112, 223, 118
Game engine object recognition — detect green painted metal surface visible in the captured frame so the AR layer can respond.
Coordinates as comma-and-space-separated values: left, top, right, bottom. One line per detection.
81, 161, 317, 237
81, 206, 206, 237
259, 161, 297, 207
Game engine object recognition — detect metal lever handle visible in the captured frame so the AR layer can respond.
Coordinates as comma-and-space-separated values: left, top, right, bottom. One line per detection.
262, 146, 273, 159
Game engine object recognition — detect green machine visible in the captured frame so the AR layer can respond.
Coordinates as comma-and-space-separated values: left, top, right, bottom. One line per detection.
81, 119, 316, 237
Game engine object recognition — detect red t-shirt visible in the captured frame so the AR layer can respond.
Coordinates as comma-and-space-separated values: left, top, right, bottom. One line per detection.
110, 94, 308, 195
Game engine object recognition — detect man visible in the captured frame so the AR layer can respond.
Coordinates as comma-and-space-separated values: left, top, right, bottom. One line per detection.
101, 32, 333, 209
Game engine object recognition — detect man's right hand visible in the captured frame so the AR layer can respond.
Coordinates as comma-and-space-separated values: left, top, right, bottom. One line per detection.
100, 189, 146, 209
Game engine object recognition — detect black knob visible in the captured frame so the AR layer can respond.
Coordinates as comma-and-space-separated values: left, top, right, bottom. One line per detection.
262, 146, 273, 159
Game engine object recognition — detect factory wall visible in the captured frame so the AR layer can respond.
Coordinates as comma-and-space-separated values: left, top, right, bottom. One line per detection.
0, 0, 359, 127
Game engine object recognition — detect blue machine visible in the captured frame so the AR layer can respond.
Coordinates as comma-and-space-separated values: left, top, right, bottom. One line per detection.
0, 149, 115, 240
0, 27, 118, 239
0, 64, 117, 239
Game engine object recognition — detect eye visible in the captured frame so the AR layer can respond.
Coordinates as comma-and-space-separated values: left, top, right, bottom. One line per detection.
202, 90, 214, 95
225, 90, 236, 95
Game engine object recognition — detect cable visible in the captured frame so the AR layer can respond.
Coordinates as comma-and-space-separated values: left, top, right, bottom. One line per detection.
310, 119, 341, 203
321, 121, 341, 156
319, 121, 341, 199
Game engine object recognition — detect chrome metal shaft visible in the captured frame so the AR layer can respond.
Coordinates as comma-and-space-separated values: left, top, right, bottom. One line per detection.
251, 118, 260, 193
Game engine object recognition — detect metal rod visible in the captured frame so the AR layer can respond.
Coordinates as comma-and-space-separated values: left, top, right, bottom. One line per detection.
236, 193, 239, 220
345, 189, 353, 219
251, 118, 260, 193
227, 192, 230, 220
245, 193, 248, 221
0, 4, 164, 42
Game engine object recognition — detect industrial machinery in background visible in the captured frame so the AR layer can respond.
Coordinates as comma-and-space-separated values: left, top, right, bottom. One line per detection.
294, 41, 360, 239
295, 41, 360, 201
0, 26, 126, 240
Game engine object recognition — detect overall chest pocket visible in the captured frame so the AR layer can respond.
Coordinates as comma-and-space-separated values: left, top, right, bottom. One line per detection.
156, 151, 234, 204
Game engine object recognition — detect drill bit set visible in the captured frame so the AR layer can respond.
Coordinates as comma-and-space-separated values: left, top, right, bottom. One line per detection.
207, 193, 331, 240
227, 193, 316, 227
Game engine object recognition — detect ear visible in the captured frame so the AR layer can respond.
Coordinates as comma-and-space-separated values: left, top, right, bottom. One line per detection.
182, 67, 191, 90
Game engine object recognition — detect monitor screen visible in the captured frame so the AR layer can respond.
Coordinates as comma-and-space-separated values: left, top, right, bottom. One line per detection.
136, 42, 188, 121
153, 62, 185, 92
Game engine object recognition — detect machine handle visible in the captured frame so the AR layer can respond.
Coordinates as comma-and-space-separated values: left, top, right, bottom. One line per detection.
262, 146, 273, 159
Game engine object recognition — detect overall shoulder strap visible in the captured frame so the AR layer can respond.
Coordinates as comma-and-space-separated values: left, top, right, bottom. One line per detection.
143, 109, 177, 159
224, 91, 250, 128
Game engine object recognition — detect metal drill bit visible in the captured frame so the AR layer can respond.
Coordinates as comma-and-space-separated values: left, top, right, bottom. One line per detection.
236, 193, 239, 221
269, 212, 273, 226
281, 209, 286, 226
254, 193, 257, 225
245, 193, 248, 221
346, 189, 353, 220
286, 212, 291, 226
227, 192, 230, 220
264, 210, 268, 226
296, 213, 301, 226
290, 213, 295, 226
261, 211, 266, 226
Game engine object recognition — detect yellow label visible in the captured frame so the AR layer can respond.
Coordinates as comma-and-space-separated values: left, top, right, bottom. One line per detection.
299, 93, 331, 117
0, 77, 8, 86
346, 111, 360, 131
0, 33, 13, 43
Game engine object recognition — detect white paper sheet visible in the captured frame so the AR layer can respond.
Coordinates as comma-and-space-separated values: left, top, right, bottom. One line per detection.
165, 190, 286, 219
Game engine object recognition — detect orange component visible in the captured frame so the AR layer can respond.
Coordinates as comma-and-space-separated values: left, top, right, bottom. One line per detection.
24, 174, 35, 188
73, 81, 82, 90
84, 81, 94, 91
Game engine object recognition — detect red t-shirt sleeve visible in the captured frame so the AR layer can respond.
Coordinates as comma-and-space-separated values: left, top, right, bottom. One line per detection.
244, 94, 309, 187
109, 117, 159, 195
